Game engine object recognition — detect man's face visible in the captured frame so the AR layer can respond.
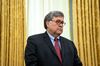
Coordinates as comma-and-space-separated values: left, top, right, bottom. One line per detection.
46, 16, 64, 36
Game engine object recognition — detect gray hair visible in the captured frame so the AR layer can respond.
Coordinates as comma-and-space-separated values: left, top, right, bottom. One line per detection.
44, 11, 64, 29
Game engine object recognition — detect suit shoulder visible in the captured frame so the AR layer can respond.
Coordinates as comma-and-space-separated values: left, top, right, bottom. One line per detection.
27, 33, 44, 39
60, 36, 76, 48
61, 36, 73, 43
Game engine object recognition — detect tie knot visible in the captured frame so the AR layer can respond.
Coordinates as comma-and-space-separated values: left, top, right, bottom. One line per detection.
54, 37, 58, 41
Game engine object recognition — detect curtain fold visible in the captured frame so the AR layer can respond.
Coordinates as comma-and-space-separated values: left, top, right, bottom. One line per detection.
0, 0, 26, 66
72, 0, 100, 66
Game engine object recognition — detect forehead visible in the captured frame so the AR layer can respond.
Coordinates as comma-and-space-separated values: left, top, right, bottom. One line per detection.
52, 16, 64, 20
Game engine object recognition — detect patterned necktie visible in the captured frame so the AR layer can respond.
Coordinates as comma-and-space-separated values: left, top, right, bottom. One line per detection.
54, 38, 62, 63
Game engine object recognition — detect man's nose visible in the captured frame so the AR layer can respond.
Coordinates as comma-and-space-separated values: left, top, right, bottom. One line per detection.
59, 23, 63, 27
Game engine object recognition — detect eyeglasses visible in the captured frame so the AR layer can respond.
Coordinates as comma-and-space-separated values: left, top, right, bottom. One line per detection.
51, 20, 66, 26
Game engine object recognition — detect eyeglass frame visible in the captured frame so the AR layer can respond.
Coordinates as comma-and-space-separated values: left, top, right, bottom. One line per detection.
51, 19, 66, 26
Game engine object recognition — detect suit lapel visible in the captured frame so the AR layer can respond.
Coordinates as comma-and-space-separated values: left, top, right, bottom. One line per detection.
60, 38, 65, 63
60, 37, 71, 64
43, 32, 57, 56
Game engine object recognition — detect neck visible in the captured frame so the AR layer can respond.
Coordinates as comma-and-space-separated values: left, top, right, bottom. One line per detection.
47, 30, 60, 38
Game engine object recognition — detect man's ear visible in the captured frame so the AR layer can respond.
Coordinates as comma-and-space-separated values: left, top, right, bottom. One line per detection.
46, 21, 50, 27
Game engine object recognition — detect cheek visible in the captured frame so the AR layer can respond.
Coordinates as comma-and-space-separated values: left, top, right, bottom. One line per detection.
48, 23, 57, 29
47, 22, 58, 31
51, 25, 58, 30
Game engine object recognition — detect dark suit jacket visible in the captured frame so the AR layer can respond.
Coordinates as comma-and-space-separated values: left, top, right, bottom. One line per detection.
25, 32, 82, 66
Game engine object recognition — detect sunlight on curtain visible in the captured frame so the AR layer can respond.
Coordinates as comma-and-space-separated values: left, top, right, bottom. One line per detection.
26, 0, 71, 40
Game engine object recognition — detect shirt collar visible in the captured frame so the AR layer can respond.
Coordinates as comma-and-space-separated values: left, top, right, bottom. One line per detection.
47, 31, 60, 40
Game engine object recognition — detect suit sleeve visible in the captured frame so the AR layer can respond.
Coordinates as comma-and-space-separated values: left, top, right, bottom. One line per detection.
25, 36, 38, 66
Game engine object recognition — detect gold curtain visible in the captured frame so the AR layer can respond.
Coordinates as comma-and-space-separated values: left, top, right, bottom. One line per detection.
0, 0, 26, 66
72, 0, 100, 66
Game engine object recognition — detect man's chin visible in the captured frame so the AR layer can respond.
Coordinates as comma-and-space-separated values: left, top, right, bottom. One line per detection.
57, 32, 62, 35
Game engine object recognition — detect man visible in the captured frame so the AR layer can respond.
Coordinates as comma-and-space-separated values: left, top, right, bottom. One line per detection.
25, 11, 82, 66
